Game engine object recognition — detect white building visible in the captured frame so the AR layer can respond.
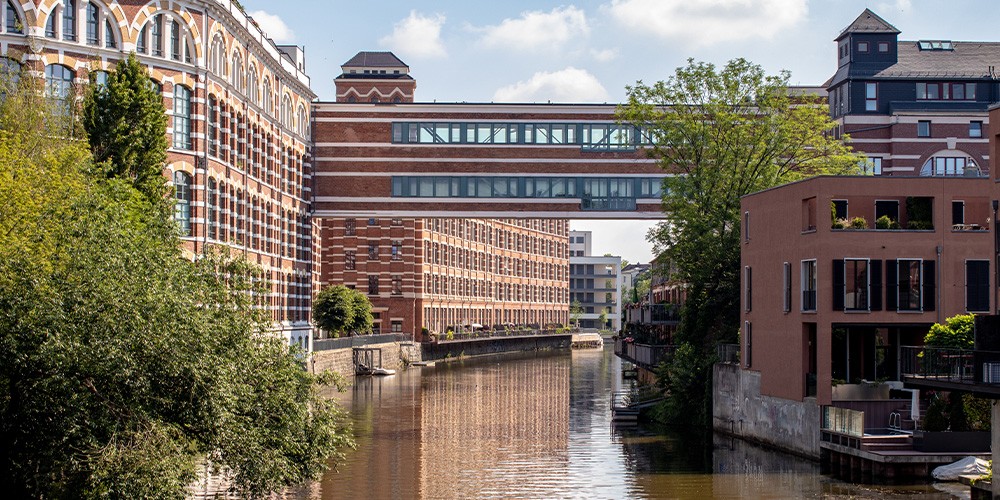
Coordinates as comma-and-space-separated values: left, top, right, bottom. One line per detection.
568, 231, 622, 331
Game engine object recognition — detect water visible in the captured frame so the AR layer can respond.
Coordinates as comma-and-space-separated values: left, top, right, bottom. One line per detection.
301, 346, 970, 499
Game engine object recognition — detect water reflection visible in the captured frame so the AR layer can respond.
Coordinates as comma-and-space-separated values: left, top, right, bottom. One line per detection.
301, 347, 967, 499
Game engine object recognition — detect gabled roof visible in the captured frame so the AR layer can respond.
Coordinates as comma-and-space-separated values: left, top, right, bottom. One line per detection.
836, 9, 900, 40
828, 40, 1000, 87
342, 51, 409, 69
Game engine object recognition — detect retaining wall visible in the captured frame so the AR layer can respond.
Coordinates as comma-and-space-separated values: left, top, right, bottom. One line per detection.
420, 335, 572, 361
310, 341, 421, 376
713, 362, 821, 459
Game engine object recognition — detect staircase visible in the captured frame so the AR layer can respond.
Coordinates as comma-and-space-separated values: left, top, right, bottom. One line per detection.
611, 390, 664, 422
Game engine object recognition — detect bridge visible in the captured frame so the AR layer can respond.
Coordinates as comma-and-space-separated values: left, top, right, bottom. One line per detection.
311, 102, 669, 219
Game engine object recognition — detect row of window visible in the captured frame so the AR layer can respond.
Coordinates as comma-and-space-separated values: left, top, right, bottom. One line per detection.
422, 275, 569, 303
341, 218, 569, 258
391, 122, 655, 149
830, 198, 974, 226
391, 176, 665, 200
173, 171, 309, 261
745, 258, 988, 314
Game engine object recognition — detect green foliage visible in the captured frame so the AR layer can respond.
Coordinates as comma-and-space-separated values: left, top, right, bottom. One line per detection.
312, 285, 374, 336
905, 196, 933, 229
922, 392, 991, 432
925, 314, 975, 349
923, 395, 949, 432
652, 343, 713, 426
570, 300, 583, 325
620, 58, 862, 426
83, 54, 170, 202
0, 82, 351, 497
875, 215, 895, 229
850, 217, 868, 229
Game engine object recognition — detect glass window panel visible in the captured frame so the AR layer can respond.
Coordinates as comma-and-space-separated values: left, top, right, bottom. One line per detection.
967, 83, 976, 99
435, 124, 449, 142
418, 178, 433, 197
524, 124, 534, 143
434, 177, 449, 196
507, 125, 518, 143
952, 83, 964, 100
477, 125, 491, 143
927, 84, 939, 99
916, 83, 926, 99
476, 178, 491, 197
551, 124, 565, 144
452, 124, 461, 143
492, 125, 507, 144
492, 178, 508, 197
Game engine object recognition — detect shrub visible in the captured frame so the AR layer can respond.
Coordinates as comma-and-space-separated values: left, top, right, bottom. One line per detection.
831, 218, 847, 229
849, 217, 868, 229
875, 215, 895, 229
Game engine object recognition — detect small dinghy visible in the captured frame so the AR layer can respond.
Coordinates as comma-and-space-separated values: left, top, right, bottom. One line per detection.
371, 367, 396, 376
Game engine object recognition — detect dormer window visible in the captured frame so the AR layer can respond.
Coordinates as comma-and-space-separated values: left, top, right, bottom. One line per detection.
858, 41, 869, 53
918, 40, 953, 51
878, 41, 889, 52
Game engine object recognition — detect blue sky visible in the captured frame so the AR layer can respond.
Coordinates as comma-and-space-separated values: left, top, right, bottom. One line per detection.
240, 0, 1000, 263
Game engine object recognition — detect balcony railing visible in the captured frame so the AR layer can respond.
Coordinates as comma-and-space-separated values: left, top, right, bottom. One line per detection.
716, 344, 740, 364
899, 345, 1000, 387
822, 406, 864, 438
614, 338, 677, 369
313, 333, 413, 352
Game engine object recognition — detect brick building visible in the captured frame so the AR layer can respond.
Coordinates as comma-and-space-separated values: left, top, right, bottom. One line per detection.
830, 9, 996, 177
0, 0, 316, 344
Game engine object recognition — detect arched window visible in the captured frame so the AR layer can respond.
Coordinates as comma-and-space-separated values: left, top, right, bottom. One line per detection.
172, 85, 191, 150
207, 95, 218, 157
4, 1, 23, 34
920, 153, 981, 177
246, 64, 258, 103
207, 177, 218, 240
136, 24, 147, 53
44, 64, 74, 100
90, 69, 109, 87
83, 2, 117, 48
209, 35, 226, 76
173, 171, 192, 235
231, 52, 243, 92
85, 2, 97, 44
0, 58, 20, 99
262, 77, 272, 113
280, 94, 292, 129
296, 104, 308, 137
45, 8, 57, 37
62, 0, 77, 41
104, 18, 116, 48
170, 20, 180, 60
150, 13, 162, 56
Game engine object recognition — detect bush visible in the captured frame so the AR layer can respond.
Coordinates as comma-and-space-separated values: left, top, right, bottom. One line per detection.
831, 218, 847, 229
849, 217, 868, 229
907, 220, 933, 230
875, 215, 899, 229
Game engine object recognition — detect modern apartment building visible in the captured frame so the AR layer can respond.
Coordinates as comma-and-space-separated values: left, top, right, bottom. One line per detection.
0, 0, 316, 344
568, 231, 622, 331
830, 9, 995, 177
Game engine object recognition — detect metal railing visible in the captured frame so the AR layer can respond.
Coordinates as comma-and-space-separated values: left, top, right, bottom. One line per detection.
614, 338, 676, 369
313, 333, 412, 352
716, 344, 740, 364
434, 327, 576, 342
899, 345, 1000, 386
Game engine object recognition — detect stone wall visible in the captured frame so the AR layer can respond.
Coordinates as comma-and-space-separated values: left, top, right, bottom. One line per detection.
310, 341, 421, 376
421, 335, 572, 362
713, 363, 821, 459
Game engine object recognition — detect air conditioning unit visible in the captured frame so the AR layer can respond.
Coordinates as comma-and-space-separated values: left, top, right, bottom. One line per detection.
983, 362, 1000, 383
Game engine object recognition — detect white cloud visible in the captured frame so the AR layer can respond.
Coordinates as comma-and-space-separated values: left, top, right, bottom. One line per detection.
477, 6, 589, 51
379, 11, 448, 59
590, 48, 618, 62
605, 0, 807, 45
877, 0, 911, 12
493, 67, 609, 103
249, 11, 294, 43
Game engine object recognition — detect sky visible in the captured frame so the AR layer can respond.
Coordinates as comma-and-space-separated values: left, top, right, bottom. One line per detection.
239, 0, 1000, 264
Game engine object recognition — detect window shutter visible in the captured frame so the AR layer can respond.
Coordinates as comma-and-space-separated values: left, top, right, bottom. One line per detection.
885, 260, 898, 311
832, 260, 845, 311
870, 260, 882, 311
923, 260, 936, 312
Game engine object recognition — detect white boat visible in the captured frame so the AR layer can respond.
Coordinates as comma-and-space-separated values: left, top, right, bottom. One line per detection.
371, 367, 396, 376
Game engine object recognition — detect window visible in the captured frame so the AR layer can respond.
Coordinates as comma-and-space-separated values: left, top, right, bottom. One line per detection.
865, 82, 877, 111
391, 218, 403, 226
368, 242, 379, 259
208, 96, 218, 157
832, 200, 848, 220
841, 259, 870, 311
209, 35, 226, 76
862, 157, 883, 175
392, 275, 402, 295
368, 275, 379, 295
917, 82, 975, 100
170, 20, 180, 60
368, 218, 377, 225
743, 211, 750, 242
136, 25, 147, 53
970, 121, 983, 138
391, 320, 403, 333
744, 266, 752, 312
858, 41, 869, 53
952, 201, 965, 225
895, 259, 924, 311
875, 200, 899, 223
782, 262, 792, 313
85, 2, 97, 45
744, 321, 752, 369
878, 41, 889, 52
104, 18, 115, 48
391, 241, 401, 261
172, 85, 192, 150
150, 13, 162, 56
0, 58, 19, 99
5, 1, 23, 34
45, 9, 56, 37
967, 260, 990, 312
801, 260, 817, 311
921, 156, 977, 177
917, 120, 931, 137
345, 250, 356, 270
173, 171, 192, 236
247, 65, 258, 103
62, 0, 76, 41
345, 218, 356, 236
207, 178, 217, 240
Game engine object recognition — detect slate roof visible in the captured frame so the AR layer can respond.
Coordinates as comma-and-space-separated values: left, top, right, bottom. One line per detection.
828, 40, 1000, 87
342, 51, 409, 69
837, 9, 900, 39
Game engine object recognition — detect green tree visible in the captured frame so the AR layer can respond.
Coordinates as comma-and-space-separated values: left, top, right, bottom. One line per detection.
570, 300, 583, 327
0, 81, 351, 497
313, 285, 374, 336
924, 313, 975, 349
618, 58, 863, 425
82, 54, 170, 202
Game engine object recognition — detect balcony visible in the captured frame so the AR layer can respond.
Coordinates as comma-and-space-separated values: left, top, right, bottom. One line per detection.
614, 337, 676, 370
900, 345, 1000, 397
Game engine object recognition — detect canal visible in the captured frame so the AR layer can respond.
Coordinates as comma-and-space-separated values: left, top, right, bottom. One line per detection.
304, 346, 972, 499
